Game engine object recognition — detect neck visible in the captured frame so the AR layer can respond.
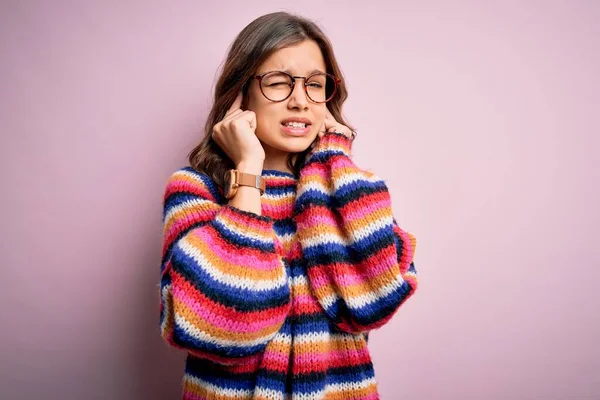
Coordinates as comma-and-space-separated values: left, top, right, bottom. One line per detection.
262, 150, 297, 174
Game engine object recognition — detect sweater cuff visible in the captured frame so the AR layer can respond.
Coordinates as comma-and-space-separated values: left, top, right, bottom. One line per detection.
220, 203, 272, 224
211, 205, 276, 251
307, 131, 353, 163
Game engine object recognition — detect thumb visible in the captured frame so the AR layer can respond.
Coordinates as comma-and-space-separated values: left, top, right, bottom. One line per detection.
324, 116, 339, 133
319, 118, 335, 138
244, 111, 257, 132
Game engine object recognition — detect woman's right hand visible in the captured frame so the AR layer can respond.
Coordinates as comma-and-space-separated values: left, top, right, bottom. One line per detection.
212, 92, 265, 172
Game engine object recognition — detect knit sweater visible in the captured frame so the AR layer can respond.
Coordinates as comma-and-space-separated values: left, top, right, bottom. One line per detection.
159, 131, 418, 400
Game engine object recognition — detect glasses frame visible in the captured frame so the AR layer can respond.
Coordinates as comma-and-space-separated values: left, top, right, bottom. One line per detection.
253, 70, 341, 103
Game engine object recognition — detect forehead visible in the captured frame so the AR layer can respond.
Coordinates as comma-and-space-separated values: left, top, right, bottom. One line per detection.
258, 40, 326, 74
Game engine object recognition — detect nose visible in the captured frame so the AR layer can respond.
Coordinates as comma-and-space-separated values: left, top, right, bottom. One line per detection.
287, 80, 309, 110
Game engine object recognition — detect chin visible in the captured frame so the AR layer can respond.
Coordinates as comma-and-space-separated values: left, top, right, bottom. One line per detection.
259, 129, 314, 153
273, 138, 312, 154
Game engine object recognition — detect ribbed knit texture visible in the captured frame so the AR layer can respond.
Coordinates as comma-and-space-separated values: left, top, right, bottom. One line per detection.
159, 132, 418, 399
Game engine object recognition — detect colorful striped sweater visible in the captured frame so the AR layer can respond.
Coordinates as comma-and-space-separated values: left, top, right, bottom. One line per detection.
159, 131, 418, 399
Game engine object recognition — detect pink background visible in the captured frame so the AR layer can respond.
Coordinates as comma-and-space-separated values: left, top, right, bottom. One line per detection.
1, 1, 598, 399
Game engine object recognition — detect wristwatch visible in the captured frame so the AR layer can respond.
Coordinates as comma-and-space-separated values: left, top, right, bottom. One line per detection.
223, 169, 266, 199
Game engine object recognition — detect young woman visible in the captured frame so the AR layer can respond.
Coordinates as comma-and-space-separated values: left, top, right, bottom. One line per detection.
159, 11, 418, 400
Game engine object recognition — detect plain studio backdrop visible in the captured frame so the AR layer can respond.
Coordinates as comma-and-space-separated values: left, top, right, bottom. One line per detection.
1, 1, 598, 399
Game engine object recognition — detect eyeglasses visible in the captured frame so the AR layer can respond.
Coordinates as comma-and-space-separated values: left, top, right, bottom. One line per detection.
253, 71, 340, 103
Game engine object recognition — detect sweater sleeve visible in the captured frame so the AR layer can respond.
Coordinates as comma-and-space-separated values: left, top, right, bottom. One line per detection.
295, 132, 418, 334
159, 167, 291, 366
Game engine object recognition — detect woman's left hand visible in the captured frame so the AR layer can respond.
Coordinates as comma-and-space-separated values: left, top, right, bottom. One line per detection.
318, 109, 355, 140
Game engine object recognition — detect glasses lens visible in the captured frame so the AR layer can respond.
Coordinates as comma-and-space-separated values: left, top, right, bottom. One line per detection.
305, 73, 337, 103
259, 72, 338, 102
260, 72, 294, 102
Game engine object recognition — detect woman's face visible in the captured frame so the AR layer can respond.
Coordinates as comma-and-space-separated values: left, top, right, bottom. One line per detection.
245, 40, 328, 160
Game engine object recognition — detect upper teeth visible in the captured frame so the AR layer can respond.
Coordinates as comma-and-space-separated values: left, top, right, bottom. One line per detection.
285, 122, 306, 128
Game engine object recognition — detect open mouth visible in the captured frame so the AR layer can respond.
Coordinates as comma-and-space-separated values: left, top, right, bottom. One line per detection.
281, 121, 311, 136
281, 122, 310, 128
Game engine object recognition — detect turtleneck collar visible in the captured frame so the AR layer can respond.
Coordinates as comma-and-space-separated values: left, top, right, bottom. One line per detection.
261, 169, 298, 186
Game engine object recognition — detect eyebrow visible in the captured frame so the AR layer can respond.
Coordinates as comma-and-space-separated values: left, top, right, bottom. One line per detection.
279, 68, 326, 75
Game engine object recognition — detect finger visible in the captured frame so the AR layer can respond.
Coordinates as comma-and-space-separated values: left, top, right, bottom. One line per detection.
227, 111, 256, 133
318, 119, 326, 138
323, 116, 338, 133
324, 119, 352, 139
221, 109, 244, 123
225, 92, 243, 117
245, 110, 257, 131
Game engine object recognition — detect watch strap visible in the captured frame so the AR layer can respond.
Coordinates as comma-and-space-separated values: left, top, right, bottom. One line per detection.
233, 170, 266, 195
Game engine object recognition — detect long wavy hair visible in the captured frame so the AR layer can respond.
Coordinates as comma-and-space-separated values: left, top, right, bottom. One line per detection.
188, 11, 355, 188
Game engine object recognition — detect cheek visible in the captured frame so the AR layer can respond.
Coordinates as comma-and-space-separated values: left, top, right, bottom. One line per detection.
254, 105, 289, 135
254, 109, 280, 139
318, 104, 328, 116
